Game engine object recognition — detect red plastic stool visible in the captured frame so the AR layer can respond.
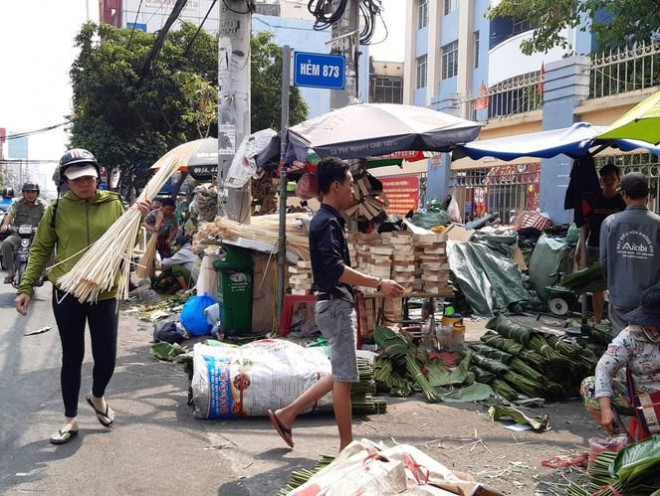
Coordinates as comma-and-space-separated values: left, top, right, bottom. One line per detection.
279, 294, 316, 337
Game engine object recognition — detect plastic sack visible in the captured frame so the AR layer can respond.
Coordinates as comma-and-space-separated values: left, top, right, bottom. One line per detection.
196, 253, 219, 298
180, 293, 218, 336
295, 173, 320, 200
289, 439, 502, 496
153, 321, 189, 344
191, 339, 332, 418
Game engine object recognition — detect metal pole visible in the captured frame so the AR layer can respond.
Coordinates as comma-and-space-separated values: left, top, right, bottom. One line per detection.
277, 46, 291, 325
330, 0, 359, 109
217, 0, 252, 223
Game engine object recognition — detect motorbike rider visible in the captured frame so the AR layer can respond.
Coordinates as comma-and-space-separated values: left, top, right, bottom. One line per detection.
0, 181, 48, 284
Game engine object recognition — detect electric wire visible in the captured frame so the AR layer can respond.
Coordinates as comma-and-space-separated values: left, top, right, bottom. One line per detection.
1, 122, 69, 141
182, 0, 218, 57
127, 0, 145, 49
306, 0, 385, 44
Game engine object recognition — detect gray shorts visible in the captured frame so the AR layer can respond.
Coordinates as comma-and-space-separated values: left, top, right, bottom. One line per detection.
315, 299, 358, 383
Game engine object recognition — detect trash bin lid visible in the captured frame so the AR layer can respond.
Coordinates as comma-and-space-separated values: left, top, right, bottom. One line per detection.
214, 244, 254, 270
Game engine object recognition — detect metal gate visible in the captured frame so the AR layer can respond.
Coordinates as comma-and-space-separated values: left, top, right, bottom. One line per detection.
450, 163, 540, 223
595, 153, 660, 214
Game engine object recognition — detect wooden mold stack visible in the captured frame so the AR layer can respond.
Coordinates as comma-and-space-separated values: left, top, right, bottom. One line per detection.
388, 232, 416, 292
414, 234, 453, 298
288, 260, 313, 295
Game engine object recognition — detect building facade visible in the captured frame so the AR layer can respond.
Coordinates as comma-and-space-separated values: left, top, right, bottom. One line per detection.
404, 0, 660, 224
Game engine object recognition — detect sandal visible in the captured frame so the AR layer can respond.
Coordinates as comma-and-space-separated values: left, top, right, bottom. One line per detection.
268, 409, 294, 448
49, 426, 79, 445
86, 395, 115, 427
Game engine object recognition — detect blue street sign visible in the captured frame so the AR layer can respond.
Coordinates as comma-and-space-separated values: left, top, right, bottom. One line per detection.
293, 52, 346, 90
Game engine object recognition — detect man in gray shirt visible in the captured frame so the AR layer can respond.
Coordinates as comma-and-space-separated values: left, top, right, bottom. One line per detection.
600, 172, 660, 335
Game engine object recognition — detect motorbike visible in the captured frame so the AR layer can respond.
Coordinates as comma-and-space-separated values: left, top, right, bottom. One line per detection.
10, 224, 43, 289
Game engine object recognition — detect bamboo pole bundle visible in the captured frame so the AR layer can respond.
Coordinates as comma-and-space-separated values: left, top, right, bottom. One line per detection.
193, 214, 311, 260
135, 212, 163, 279
57, 155, 182, 302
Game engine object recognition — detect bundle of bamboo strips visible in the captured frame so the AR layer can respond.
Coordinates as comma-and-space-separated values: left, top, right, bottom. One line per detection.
57, 155, 182, 302
194, 214, 311, 260
135, 212, 163, 279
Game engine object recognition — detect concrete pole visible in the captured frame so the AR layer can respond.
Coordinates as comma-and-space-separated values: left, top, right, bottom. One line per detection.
217, 0, 252, 223
330, 0, 359, 109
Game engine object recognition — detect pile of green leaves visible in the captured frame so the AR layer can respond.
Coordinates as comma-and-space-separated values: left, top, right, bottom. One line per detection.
568, 435, 660, 495
559, 262, 607, 295
374, 326, 439, 402
475, 315, 601, 401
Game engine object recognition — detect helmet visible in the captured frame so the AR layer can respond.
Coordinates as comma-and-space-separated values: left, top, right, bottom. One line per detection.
59, 148, 100, 182
22, 181, 40, 192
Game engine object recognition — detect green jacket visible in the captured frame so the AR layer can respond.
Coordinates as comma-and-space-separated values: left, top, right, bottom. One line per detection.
18, 191, 125, 299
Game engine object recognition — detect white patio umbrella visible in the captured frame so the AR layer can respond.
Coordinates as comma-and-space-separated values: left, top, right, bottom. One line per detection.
286, 103, 483, 162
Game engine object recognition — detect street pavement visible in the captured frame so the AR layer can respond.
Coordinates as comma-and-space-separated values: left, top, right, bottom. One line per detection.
1, 281, 601, 496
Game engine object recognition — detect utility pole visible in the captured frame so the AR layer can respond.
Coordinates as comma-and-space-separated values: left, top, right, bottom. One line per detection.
217, 0, 252, 223
329, 0, 360, 109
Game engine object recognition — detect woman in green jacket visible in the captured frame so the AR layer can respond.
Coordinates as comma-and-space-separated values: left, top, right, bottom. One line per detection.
15, 148, 149, 445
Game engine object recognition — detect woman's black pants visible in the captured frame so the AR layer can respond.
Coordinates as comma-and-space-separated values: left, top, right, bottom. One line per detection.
52, 288, 118, 418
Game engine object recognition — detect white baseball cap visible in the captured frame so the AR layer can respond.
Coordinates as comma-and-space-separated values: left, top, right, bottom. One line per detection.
64, 164, 99, 180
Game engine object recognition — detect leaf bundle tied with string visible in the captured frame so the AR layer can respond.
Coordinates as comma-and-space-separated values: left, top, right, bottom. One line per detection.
57, 155, 182, 302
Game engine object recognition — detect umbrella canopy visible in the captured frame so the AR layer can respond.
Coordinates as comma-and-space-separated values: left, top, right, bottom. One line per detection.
150, 137, 218, 180
286, 103, 483, 162
598, 89, 660, 144
150, 138, 217, 172
455, 122, 660, 162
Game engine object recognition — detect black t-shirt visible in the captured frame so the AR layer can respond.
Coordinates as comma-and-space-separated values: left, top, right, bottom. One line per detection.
586, 193, 626, 247
309, 203, 354, 303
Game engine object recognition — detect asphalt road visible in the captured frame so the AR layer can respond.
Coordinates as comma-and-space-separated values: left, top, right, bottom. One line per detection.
0, 281, 600, 496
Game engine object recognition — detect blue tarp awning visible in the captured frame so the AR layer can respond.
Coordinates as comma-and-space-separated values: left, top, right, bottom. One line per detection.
454, 122, 660, 162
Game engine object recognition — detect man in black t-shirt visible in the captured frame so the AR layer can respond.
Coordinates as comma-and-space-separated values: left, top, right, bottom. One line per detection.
576, 163, 626, 324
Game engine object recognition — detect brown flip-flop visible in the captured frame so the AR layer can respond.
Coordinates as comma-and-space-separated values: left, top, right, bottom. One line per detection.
268, 409, 294, 448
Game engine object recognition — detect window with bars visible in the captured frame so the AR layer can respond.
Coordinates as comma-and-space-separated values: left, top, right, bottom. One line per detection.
474, 31, 480, 68
444, 0, 458, 15
418, 0, 428, 29
512, 18, 536, 34
372, 77, 403, 103
442, 40, 458, 79
416, 55, 428, 89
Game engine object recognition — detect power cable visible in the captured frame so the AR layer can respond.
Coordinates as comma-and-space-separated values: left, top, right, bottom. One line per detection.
0, 122, 69, 141
127, 0, 145, 49
182, 0, 218, 58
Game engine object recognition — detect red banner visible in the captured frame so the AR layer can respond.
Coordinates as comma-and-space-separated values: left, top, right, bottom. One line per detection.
380, 176, 420, 216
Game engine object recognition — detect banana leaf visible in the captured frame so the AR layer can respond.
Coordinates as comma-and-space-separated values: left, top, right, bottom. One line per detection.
470, 352, 510, 376
471, 365, 496, 384
488, 404, 550, 431
427, 353, 471, 387
611, 434, 660, 482
439, 383, 494, 402
481, 332, 524, 355
559, 262, 607, 294
486, 314, 534, 345
468, 343, 513, 364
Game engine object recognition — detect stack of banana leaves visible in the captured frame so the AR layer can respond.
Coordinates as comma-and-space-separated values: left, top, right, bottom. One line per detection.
374, 325, 440, 402
353, 356, 388, 415
559, 262, 607, 294
567, 436, 660, 496
467, 314, 600, 402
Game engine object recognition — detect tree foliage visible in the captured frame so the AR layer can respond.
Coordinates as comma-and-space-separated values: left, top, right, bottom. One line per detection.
69, 23, 308, 174
487, 0, 660, 55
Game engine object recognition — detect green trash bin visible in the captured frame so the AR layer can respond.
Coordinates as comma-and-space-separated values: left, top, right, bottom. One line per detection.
213, 245, 254, 337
